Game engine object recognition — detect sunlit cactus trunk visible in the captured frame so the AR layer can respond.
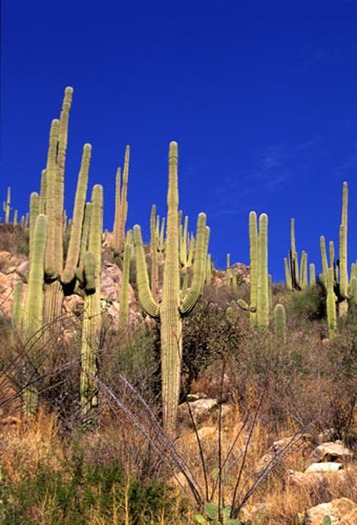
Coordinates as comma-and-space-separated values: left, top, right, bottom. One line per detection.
23, 214, 48, 416
112, 146, 130, 254
249, 211, 258, 326
134, 142, 209, 434
3, 187, 11, 224
160, 142, 182, 432
80, 185, 103, 424
257, 213, 269, 329
339, 181, 348, 316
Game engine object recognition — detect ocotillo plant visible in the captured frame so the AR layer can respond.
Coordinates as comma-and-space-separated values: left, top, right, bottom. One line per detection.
133, 141, 209, 434
112, 146, 130, 254
80, 184, 103, 422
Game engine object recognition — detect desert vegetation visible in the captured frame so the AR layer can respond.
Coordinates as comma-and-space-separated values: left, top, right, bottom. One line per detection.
0, 87, 357, 524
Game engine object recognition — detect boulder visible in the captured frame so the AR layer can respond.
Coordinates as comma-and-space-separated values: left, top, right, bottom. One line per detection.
303, 498, 357, 525
311, 440, 353, 463
305, 462, 343, 473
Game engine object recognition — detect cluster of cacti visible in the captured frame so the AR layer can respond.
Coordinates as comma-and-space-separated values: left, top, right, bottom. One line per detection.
238, 212, 270, 329
134, 141, 209, 433
284, 219, 312, 291
6, 85, 357, 438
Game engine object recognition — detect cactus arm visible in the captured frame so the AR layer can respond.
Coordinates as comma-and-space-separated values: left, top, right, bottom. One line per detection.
290, 218, 299, 288
320, 236, 329, 284
55, 86, 73, 270
309, 263, 316, 286
44, 119, 60, 280
133, 225, 160, 318
39, 170, 47, 214
150, 204, 159, 299
284, 257, 292, 290
61, 144, 91, 285
29, 192, 40, 265
117, 145, 130, 252
180, 213, 209, 315
300, 251, 308, 290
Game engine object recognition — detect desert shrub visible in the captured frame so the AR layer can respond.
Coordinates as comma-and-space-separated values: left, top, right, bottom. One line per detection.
286, 283, 326, 323
0, 224, 29, 256
0, 446, 182, 525
182, 298, 245, 397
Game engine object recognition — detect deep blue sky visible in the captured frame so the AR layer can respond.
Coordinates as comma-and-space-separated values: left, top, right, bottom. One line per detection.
1, 1, 357, 282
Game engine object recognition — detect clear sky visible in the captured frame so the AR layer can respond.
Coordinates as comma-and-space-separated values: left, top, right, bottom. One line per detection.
1, 1, 357, 282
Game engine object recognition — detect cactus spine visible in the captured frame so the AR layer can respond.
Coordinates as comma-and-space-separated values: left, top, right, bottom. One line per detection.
80, 185, 103, 422
134, 142, 209, 433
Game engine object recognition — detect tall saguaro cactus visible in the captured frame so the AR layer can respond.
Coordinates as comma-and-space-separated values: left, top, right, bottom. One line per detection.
3, 187, 11, 223
339, 181, 348, 316
42, 88, 91, 330
134, 142, 209, 434
238, 212, 270, 329
257, 213, 269, 329
80, 185, 103, 422
112, 146, 130, 254
23, 214, 48, 415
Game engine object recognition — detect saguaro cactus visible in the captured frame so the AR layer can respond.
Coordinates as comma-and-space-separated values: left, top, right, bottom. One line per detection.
257, 213, 269, 329
238, 212, 269, 329
80, 185, 103, 422
23, 214, 48, 415
134, 142, 209, 433
326, 267, 337, 339
339, 181, 348, 316
112, 146, 130, 254
3, 187, 11, 223
274, 303, 286, 347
